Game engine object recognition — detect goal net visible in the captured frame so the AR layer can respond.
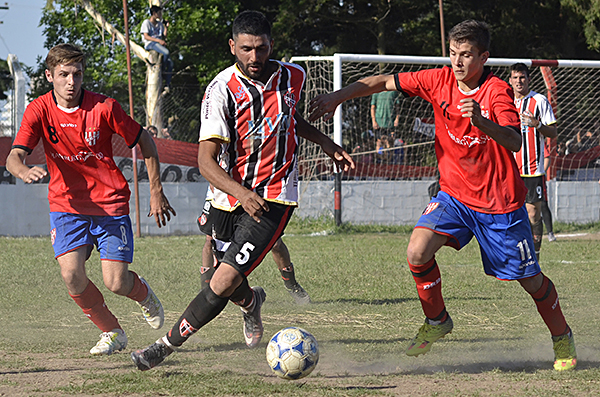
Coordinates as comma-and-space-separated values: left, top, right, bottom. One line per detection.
291, 54, 600, 184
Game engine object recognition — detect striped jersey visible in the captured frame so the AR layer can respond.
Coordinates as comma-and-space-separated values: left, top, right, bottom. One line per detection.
199, 61, 305, 211
513, 91, 556, 176
13, 90, 142, 216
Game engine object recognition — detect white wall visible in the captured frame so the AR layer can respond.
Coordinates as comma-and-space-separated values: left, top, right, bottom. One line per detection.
1, 180, 598, 237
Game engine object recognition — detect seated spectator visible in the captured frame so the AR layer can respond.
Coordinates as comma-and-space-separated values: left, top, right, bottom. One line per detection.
390, 131, 405, 164
147, 125, 159, 138
375, 135, 391, 164
353, 130, 375, 163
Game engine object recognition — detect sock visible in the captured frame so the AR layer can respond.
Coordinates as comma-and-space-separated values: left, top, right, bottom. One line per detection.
126, 271, 149, 302
228, 277, 255, 311
70, 280, 121, 332
280, 264, 298, 289
200, 266, 216, 290
165, 285, 228, 347
530, 274, 569, 336
408, 257, 447, 322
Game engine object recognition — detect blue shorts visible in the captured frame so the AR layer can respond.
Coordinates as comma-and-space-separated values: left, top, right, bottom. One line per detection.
415, 191, 540, 280
49, 212, 134, 263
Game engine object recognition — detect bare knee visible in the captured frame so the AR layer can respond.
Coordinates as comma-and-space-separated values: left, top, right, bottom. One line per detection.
210, 263, 243, 296
103, 271, 132, 295
406, 243, 431, 265
518, 273, 543, 294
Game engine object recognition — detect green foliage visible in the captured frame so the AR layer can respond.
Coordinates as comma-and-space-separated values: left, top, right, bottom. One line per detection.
0, 58, 12, 101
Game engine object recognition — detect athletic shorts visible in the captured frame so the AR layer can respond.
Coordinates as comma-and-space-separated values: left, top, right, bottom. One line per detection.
522, 175, 545, 204
49, 212, 134, 263
415, 191, 540, 281
197, 201, 294, 277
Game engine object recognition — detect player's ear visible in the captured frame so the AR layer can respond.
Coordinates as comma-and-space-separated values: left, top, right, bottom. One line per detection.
229, 38, 236, 56
45, 69, 53, 83
480, 50, 489, 64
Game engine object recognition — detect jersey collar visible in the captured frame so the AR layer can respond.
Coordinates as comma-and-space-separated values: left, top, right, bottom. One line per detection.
51, 88, 85, 110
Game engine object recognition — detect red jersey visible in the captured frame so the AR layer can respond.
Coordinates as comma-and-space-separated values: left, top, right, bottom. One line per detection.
513, 91, 556, 176
13, 90, 142, 216
395, 66, 526, 213
199, 61, 304, 211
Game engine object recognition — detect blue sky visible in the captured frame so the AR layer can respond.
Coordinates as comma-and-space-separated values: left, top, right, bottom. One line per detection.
0, 1, 46, 68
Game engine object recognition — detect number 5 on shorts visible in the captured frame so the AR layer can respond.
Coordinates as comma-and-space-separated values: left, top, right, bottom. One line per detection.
236, 242, 256, 265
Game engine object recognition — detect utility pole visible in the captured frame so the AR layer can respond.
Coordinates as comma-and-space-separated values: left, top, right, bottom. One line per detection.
0, 3, 8, 24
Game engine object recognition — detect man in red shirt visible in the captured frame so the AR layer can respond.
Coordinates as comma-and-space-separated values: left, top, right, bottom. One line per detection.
6, 43, 176, 356
308, 20, 576, 371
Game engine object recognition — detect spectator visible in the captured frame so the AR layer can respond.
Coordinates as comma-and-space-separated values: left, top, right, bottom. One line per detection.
141, 5, 173, 89
375, 134, 391, 164
147, 125, 158, 138
371, 91, 399, 138
390, 130, 405, 164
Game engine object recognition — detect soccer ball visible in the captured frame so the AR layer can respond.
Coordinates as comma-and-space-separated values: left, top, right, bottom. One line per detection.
266, 327, 319, 380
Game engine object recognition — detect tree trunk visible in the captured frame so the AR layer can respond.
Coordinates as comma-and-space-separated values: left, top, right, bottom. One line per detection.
146, 51, 163, 131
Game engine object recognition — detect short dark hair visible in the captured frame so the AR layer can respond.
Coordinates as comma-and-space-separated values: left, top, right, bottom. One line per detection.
150, 5, 162, 15
510, 62, 530, 78
45, 43, 86, 72
232, 10, 271, 40
448, 20, 490, 54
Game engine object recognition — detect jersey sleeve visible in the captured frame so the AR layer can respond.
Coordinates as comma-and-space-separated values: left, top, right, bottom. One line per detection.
12, 101, 43, 153
199, 78, 231, 143
140, 19, 151, 35
538, 95, 557, 126
106, 98, 143, 148
394, 68, 441, 103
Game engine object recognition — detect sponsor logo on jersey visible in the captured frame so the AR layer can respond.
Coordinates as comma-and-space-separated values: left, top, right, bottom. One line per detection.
51, 228, 56, 245
247, 113, 291, 139
50, 150, 104, 162
179, 318, 197, 338
199, 213, 207, 225
60, 123, 78, 128
423, 202, 439, 215
446, 123, 490, 148
85, 127, 100, 146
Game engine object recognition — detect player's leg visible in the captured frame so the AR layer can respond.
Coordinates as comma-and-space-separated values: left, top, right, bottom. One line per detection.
271, 238, 311, 305
51, 212, 125, 355
526, 201, 543, 259
94, 215, 164, 331
200, 234, 217, 288
405, 192, 473, 357
131, 204, 294, 370
541, 180, 555, 242
475, 205, 575, 371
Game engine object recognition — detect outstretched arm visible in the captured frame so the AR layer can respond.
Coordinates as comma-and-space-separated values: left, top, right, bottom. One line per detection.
308, 75, 397, 122
137, 129, 176, 227
6, 147, 48, 183
295, 114, 355, 172
197, 138, 269, 223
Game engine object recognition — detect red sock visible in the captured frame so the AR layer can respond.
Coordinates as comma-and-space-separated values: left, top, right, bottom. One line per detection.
408, 257, 447, 321
70, 280, 120, 332
126, 271, 149, 302
530, 274, 569, 336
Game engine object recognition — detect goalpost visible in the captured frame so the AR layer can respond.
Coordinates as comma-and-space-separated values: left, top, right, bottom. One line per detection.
291, 54, 600, 225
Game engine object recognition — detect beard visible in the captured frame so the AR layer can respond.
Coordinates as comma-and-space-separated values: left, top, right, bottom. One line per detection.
236, 57, 269, 81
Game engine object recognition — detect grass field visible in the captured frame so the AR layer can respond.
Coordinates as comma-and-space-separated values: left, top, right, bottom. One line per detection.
1, 219, 600, 396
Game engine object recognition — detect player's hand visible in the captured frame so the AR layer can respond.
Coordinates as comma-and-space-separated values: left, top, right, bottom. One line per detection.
148, 192, 176, 227
308, 93, 341, 122
21, 166, 47, 184
520, 110, 540, 128
459, 98, 483, 127
320, 139, 355, 172
239, 190, 269, 223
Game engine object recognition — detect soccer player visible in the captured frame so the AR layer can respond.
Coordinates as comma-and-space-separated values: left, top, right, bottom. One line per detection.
6, 43, 176, 355
308, 20, 576, 371
131, 10, 353, 371
509, 63, 558, 258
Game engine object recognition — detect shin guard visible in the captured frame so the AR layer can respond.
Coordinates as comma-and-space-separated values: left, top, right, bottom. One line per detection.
166, 285, 228, 347
408, 257, 447, 322
70, 281, 120, 332
530, 274, 569, 336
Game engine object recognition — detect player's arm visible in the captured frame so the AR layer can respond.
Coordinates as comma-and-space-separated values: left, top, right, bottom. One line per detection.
137, 129, 176, 227
459, 98, 522, 152
5, 147, 48, 183
520, 112, 557, 139
308, 74, 397, 122
294, 114, 355, 172
197, 138, 269, 222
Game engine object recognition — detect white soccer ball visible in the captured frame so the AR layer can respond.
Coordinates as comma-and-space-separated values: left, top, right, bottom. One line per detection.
266, 327, 319, 380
